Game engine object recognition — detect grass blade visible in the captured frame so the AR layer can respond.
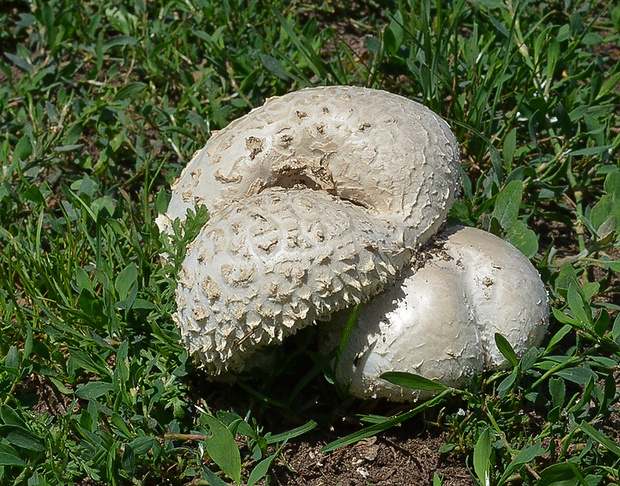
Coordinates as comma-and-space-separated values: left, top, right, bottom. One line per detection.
321, 390, 450, 452
381, 371, 449, 392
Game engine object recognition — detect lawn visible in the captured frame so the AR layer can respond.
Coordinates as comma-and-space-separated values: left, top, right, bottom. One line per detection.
1, 0, 619, 484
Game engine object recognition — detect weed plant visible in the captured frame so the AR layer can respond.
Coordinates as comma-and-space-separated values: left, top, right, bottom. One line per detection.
0, 0, 619, 484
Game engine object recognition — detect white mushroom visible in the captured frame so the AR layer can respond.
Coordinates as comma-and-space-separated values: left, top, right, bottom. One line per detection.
157, 86, 462, 374
321, 226, 550, 402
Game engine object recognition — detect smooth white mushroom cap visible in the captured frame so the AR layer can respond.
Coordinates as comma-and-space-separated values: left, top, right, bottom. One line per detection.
322, 226, 549, 402
158, 86, 462, 374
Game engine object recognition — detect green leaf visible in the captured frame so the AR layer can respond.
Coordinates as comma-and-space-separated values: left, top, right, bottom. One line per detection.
580, 421, 620, 458
4, 52, 32, 72
555, 366, 597, 385
2, 426, 45, 452
551, 307, 581, 327
380, 372, 449, 392
570, 144, 613, 157
590, 198, 613, 227
115, 263, 138, 301
202, 414, 242, 484
598, 72, 620, 99
582, 32, 603, 45
71, 174, 97, 197
48, 376, 74, 395
155, 187, 170, 215
499, 443, 545, 484
23, 184, 45, 205
265, 420, 317, 445
590, 195, 618, 235
502, 128, 517, 169
248, 444, 284, 486
102, 35, 137, 52
202, 467, 229, 486
581, 282, 600, 303
567, 283, 591, 326
75, 381, 114, 400
549, 377, 566, 408
537, 461, 584, 486
114, 339, 130, 384
603, 169, 620, 199
556, 262, 579, 293
13, 136, 32, 162
53, 143, 84, 153
366, 35, 380, 54
438, 443, 456, 454
128, 436, 157, 455
92, 196, 116, 219
260, 54, 291, 81
495, 333, 518, 368
0, 443, 26, 466
547, 405, 561, 423
4, 346, 20, 371
334, 304, 360, 372
0, 405, 26, 428
492, 179, 522, 230
519, 347, 538, 371
121, 442, 136, 474
271, 7, 325, 79
115, 82, 147, 101
613, 314, 620, 343
473, 427, 493, 486
505, 220, 538, 258
112, 412, 132, 439
384, 12, 404, 55
340, 304, 359, 357
497, 369, 518, 396
593, 310, 610, 337
75, 267, 93, 293
23, 323, 33, 360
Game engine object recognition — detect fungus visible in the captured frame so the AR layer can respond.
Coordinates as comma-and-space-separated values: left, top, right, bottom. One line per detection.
157, 86, 461, 374
320, 226, 549, 402
158, 86, 549, 396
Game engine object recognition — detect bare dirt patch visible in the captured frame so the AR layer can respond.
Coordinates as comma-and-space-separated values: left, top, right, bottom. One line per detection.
270, 430, 473, 486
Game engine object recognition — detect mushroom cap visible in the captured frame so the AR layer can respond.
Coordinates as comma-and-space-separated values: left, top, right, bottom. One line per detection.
176, 187, 410, 372
321, 226, 550, 402
158, 86, 461, 373
157, 86, 461, 246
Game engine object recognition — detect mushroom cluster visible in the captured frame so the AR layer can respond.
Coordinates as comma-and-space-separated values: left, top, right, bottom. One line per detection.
157, 86, 549, 400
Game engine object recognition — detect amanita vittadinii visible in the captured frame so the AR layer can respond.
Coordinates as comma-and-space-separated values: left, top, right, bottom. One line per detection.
157, 86, 549, 399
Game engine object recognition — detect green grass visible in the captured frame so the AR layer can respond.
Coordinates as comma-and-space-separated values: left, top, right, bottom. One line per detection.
1, 0, 619, 484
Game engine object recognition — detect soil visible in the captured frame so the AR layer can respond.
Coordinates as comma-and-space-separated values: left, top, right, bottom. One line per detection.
269, 431, 473, 486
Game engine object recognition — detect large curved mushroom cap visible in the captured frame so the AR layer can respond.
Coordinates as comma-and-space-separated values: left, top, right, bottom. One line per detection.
157, 86, 461, 245
157, 86, 462, 374
322, 226, 549, 402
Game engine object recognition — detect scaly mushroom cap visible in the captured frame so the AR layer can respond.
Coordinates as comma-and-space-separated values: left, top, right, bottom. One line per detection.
321, 226, 550, 401
176, 187, 410, 371
158, 86, 461, 374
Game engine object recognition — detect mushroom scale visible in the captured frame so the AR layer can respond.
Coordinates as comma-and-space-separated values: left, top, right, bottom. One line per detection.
158, 86, 463, 374
321, 226, 550, 402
